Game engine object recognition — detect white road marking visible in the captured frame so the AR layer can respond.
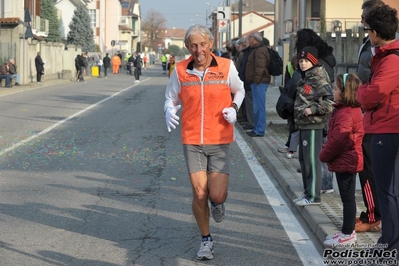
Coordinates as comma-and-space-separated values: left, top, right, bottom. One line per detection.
0, 79, 149, 156
235, 129, 322, 265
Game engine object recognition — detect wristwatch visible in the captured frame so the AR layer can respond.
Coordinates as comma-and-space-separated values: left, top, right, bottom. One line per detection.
231, 103, 238, 114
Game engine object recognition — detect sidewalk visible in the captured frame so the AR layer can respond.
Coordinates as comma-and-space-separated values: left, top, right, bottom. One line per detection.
238, 85, 380, 249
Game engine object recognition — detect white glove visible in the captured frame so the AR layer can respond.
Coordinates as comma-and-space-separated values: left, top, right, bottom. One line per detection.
222, 107, 237, 124
165, 105, 181, 132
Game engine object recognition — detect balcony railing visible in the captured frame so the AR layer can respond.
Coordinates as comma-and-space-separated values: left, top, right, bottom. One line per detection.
292, 17, 362, 33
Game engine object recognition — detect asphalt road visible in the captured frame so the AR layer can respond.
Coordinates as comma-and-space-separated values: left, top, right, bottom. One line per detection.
0, 66, 323, 265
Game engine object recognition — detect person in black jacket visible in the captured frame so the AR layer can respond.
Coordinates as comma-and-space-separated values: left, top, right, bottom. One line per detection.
74, 54, 80, 81
128, 55, 135, 75
238, 37, 254, 131
35, 52, 45, 83
277, 55, 300, 159
78, 52, 88, 82
133, 52, 142, 83
103, 53, 111, 78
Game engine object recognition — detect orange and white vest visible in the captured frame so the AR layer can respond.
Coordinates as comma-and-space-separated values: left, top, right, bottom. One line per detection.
175, 56, 234, 145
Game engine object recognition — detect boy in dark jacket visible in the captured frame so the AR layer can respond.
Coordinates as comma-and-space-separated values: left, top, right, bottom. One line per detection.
292, 46, 334, 206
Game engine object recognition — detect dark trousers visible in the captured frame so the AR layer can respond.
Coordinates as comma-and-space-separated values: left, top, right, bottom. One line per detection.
298, 129, 323, 202
244, 89, 254, 127
36, 71, 42, 82
358, 134, 381, 223
371, 133, 399, 252
79, 67, 85, 81
336, 172, 356, 235
104, 67, 109, 77
134, 67, 141, 80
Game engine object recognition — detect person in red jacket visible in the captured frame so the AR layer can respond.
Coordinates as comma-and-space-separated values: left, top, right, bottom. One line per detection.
320, 73, 364, 248
357, 5, 399, 254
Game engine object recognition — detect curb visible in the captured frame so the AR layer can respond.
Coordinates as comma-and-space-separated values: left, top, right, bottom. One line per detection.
237, 124, 337, 247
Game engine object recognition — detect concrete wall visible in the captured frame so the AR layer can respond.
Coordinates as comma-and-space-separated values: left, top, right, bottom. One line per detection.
3, 24, 82, 85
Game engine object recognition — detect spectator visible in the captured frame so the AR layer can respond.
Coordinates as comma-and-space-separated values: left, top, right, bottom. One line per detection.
97, 55, 103, 77
220, 41, 234, 59
167, 56, 176, 78
245, 31, 270, 137
354, 0, 385, 233
117, 51, 122, 73
234, 37, 247, 71
124, 53, 131, 74
164, 24, 244, 260
295, 28, 337, 194
103, 53, 110, 78
133, 52, 142, 83
161, 53, 167, 74
74, 54, 81, 81
277, 55, 300, 159
357, 4, 399, 254
8, 59, 20, 86
78, 52, 88, 82
35, 52, 45, 83
143, 54, 148, 70
0, 62, 12, 87
321, 73, 364, 248
238, 36, 253, 129
292, 46, 334, 206
128, 55, 135, 75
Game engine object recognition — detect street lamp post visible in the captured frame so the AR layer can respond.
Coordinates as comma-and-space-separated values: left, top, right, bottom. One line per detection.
205, 2, 212, 27
238, 0, 243, 37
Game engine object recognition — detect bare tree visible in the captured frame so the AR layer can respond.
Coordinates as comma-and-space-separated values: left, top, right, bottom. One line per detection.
142, 9, 167, 52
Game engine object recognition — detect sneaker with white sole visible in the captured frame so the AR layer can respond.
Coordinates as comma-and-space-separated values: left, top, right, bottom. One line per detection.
325, 230, 357, 241
295, 198, 320, 206
292, 194, 305, 203
196, 240, 214, 260
321, 189, 334, 194
323, 231, 356, 248
286, 151, 294, 159
210, 203, 225, 223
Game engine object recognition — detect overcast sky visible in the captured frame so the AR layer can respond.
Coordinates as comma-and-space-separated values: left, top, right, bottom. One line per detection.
140, 0, 274, 29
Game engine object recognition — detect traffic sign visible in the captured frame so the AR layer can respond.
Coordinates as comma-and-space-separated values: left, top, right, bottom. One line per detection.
217, 6, 230, 20
219, 19, 228, 33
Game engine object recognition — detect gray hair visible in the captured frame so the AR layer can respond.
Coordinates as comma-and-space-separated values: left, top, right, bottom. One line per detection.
249, 31, 263, 42
37, 51, 41, 56
236, 37, 246, 45
184, 24, 214, 46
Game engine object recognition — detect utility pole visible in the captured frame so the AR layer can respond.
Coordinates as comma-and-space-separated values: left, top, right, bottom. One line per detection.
238, 0, 242, 37
298, 0, 306, 30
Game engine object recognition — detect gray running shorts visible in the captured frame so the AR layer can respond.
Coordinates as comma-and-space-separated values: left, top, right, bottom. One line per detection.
183, 144, 230, 174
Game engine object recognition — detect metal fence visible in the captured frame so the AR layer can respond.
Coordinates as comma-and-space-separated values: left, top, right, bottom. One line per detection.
0, 42, 16, 64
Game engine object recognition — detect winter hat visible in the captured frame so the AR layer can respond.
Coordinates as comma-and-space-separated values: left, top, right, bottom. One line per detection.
298, 46, 318, 66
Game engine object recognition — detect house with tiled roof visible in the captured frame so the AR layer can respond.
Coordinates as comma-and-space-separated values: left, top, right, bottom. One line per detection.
162, 28, 186, 50
0, 0, 50, 41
